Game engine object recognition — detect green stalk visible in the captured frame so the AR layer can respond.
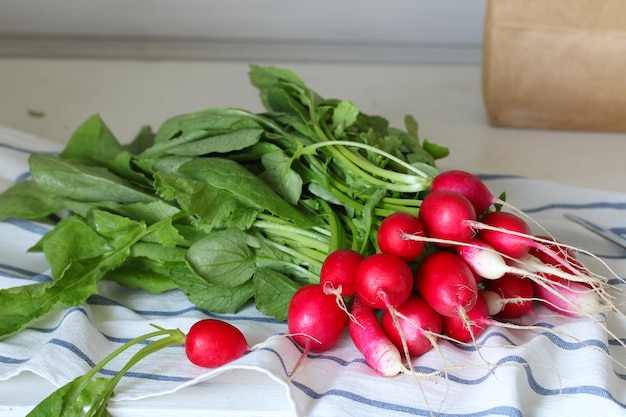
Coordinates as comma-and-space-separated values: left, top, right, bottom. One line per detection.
252, 220, 330, 252
87, 329, 184, 416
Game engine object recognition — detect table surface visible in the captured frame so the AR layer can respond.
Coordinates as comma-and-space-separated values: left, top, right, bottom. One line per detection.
1, 57, 625, 415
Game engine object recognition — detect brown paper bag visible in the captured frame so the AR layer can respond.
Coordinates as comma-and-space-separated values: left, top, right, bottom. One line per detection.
482, 0, 626, 132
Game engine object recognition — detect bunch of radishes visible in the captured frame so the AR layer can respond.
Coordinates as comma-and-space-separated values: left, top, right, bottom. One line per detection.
286, 170, 621, 377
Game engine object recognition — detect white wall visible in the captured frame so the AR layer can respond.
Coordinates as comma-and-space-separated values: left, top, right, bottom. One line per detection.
0, 0, 487, 64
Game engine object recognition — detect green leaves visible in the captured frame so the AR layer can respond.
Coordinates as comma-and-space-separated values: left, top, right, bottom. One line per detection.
178, 157, 316, 229
0, 64, 451, 337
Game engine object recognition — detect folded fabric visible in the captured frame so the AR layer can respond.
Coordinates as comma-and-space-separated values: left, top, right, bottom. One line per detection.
1, 124, 626, 416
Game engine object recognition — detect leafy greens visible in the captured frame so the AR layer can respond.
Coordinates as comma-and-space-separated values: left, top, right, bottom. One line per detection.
0, 65, 448, 338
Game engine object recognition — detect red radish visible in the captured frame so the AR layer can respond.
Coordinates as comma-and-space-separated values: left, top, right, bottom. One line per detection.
381, 294, 441, 357
477, 211, 533, 259
528, 236, 588, 280
354, 253, 414, 310
418, 190, 477, 245
473, 215, 588, 282
415, 251, 478, 318
532, 278, 605, 318
348, 296, 405, 377
431, 170, 495, 214
185, 319, 249, 368
441, 291, 491, 343
287, 284, 348, 353
483, 273, 534, 319
320, 248, 363, 297
377, 212, 426, 262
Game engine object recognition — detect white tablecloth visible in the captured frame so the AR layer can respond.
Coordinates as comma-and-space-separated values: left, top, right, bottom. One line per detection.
1, 124, 626, 416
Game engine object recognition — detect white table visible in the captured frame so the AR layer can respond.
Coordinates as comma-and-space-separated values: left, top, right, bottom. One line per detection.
1, 58, 625, 415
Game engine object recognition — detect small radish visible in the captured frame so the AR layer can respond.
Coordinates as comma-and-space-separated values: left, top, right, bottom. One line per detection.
414, 251, 478, 318
320, 248, 364, 297
377, 212, 426, 262
418, 190, 477, 245
532, 278, 606, 318
431, 169, 496, 214
527, 236, 588, 280
381, 294, 441, 357
348, 296, 405, 377
472, 216, 589, 282
185, 319, 249, 368
483, 273, 534, 319
441, 291, 491, 343
287, 284, 349, 353
354, 253, 414, 310
455, 237, 513, 280
476, 211, 533, 259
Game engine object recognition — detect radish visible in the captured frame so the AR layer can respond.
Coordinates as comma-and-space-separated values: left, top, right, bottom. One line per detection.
354, 253, 414, 310
320, 248, 364, 297
471, 214, 592, 283
532, 278, 606, 318
455, 237, 514, 281
287, 284, 349, 353
417, 190, 477, 245
381, 294, 441, 357
483, 273, 534, 319
348, 296, 405, 377
414, 251, 478, 318
476, 211, 533, 259
431, 169, 496, 214
527, 236, 587, 281
185, 319, 250, 368
377, 212, 426, 262
441, 291, 491, 343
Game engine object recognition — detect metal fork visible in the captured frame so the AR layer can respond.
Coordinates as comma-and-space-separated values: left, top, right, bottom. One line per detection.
564, 213, 626, 250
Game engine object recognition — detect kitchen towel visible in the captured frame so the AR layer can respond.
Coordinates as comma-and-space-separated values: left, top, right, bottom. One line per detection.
1, 124, 626, 416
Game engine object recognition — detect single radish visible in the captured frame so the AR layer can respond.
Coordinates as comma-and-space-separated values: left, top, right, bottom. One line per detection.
185, 319, 249, 368
455, 237, 513, 281
377, 212, 426, 262
414, 251, 478, 318
527, 236, 588, 281
441, 291, 491, 343
418, 189, 477, 245
476, 211, 533, 259
348, 296, 405, 377
473, 215, 589, 282
287, 284, 349, 353
431, 170, 496, 214
483, 273, 534, 319
354, 253, 414, 310
532, 278, 606, 318
320, 248, 364, 297
381, 294, 441, 357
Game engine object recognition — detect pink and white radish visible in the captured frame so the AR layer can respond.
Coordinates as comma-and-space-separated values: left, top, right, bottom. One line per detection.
348, 296, 406, 377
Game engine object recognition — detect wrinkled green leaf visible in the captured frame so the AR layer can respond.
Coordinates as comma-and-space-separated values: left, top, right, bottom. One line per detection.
178, 157, 316, 229
253, 268, 301, 322
170, 262, 255, 313
186, 229, 257, 287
